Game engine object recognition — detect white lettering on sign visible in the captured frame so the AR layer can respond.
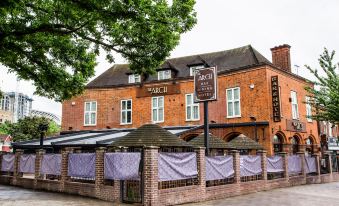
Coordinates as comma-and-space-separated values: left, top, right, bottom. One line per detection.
147, 86, 168, 94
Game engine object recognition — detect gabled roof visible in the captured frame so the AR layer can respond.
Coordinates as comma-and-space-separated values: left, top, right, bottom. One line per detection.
0, 134, 11, 142
110, 124, 192, 147
229, 134, 263, 150
188, 133, 234, 149
86, 45, 271, 88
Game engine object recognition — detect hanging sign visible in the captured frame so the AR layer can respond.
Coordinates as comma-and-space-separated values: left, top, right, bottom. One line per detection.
271, 76, 281, 122
194, 67, 217, 102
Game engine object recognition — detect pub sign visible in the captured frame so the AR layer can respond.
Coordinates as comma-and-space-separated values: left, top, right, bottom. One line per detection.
271, 75, 281, 122
194, 67, 217, 102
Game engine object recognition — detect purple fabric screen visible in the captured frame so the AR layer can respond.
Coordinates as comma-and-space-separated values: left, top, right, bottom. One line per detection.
1, 154, 15, 172
267, 156, 284, 173
158, 152, 198, 181
288, 155, 302, 174
104, 153, 141, 180
19, 154, 36, 173
68, 153, 96, 178
240, 155, 262, 177
40, 154, 62, 175
205, 156, 234, 181
305, 156, 317, 174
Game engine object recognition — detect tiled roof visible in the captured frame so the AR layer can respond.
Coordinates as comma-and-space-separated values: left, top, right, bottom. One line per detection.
229, 134, 263, 150
188, 133, 234, 149
86, 45, 271, 88
110, 124, 192, 147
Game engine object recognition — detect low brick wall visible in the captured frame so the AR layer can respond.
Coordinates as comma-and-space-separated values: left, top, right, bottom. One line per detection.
159, 185, 202, 205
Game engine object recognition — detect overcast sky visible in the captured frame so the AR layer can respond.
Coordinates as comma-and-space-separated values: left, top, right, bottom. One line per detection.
1, 0, 338, 118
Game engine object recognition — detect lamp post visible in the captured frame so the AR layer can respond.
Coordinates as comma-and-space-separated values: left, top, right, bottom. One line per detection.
38, 123, 49, 147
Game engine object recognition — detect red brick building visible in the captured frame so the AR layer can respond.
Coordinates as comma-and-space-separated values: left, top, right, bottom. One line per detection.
62, 44, 320, 155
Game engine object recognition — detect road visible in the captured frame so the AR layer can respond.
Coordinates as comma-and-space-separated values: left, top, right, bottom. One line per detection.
1, 182, 339, 206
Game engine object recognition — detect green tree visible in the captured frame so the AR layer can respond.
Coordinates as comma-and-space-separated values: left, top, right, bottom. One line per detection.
3, 116, 60, 142
305, 48, 339, 124
0, 0, 196, 101
0, 120, 11, 134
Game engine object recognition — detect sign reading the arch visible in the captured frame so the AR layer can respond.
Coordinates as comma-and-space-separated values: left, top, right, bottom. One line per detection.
194, 67, 217, 102
271, 76, 281, 122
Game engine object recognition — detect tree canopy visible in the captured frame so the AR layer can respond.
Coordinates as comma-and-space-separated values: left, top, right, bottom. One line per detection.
0, 116, 61, 142
0, 0, 196, 101
305, 48, 339, 124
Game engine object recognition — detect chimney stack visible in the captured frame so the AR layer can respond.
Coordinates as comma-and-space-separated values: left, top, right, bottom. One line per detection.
270, 44, 291, 72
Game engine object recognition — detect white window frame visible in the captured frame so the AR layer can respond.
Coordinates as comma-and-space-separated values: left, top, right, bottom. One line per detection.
291, 91, 299, 120
152, 96, 164, 123
128, 74, 141, 83
157, 70, 171, 80
185, 94, 200, 121
120, 99, 132, 125
226, 87, 241, 118
189, 65, 204, 76
84, 101, 97, 126
305, 96, 312, 122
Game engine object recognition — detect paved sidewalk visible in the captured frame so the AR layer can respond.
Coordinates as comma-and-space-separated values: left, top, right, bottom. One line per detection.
184, 182, 339, 206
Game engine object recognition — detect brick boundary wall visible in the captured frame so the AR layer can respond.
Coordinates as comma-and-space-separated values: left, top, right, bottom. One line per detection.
1, 149, 339, 206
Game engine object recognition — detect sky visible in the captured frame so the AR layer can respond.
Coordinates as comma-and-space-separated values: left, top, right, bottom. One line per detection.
0, 0, 338, 118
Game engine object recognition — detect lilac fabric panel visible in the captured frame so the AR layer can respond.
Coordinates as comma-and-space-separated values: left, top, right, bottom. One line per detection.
267, 156, 284, 173
158, 152, 198, 181
205, 156, 234, 181
19, 154, 36, 173
68, 153, 96, 178
1, 154, 15, 172
40, 154, 62, 175
240, 155, 262, 177
305, 156, 317, 174
288, 155, 302, 174
104, 153, 141, 180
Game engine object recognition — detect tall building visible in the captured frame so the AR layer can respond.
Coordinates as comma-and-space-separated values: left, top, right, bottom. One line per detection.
62, 44, 320, 155
0, 92, 33, 122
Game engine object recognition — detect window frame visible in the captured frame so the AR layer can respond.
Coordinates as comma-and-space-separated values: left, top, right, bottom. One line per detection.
185, 93, 200, 121
84, 101, 97, 126
157, 70, 171, 80
151, 96, 164, 123
290, 91, 299, 120
120, 99, 132, 125
305, 96, 312, 122
226, 87, 241, 118
128, 74, 141, 83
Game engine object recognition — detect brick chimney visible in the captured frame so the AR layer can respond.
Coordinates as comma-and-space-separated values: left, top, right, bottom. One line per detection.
270, 44, 291, 72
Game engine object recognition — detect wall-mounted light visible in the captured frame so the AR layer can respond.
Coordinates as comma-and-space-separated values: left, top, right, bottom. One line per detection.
249, 84, 255, 89
71, 102, 76, 106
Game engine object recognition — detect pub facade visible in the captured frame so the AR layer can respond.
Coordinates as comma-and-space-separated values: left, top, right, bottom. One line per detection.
61, 44, 320, 155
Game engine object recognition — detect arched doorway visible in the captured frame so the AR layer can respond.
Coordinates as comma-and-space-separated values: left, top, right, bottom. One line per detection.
224, 132, 241, 142
273, 133, 284, 153
291, 135, 300, 154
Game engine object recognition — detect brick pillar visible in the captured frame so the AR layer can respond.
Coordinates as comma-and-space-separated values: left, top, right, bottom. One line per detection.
312, 153, 321, 183
13, 149, 23, 185
278, 152, 288, 181
34, 149, 45, 189
194, 147, 206, 201
60, 147, 74, 192
257, 150, 267, 181
95, 147, 106, 198
110, 148, 121, 202
143, 146, 159, 206
297, 152, 306, 182
231, 150, 240, 183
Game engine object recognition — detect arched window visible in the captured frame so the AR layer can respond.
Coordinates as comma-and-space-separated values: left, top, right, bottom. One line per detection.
305, 137, 314, 154
291, 136, 299, 154
273, 134, 283, 153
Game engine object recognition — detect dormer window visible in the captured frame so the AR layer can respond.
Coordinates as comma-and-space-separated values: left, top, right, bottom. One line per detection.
128, 74, 141, 83
158, 70, 171, 80
189, 65, 204, 76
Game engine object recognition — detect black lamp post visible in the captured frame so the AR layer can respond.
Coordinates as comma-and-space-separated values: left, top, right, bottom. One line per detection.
38, 123, 49, 147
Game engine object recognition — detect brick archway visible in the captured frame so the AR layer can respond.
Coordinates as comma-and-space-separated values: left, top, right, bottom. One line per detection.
223, 132, 241, 142
181, 133, 200, 141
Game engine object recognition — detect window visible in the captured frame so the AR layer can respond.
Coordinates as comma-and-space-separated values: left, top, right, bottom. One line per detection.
186, 94, 200, 121
128, 74, 141, 83
189, 65, 204, 76
158, 70, 171, 80
305, 96, 312, 122
290, 91, 299, 119
226, 87, 241, 118
121, 99, 132, 124
84, 101, 97, 126
152, 96, 164, 123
